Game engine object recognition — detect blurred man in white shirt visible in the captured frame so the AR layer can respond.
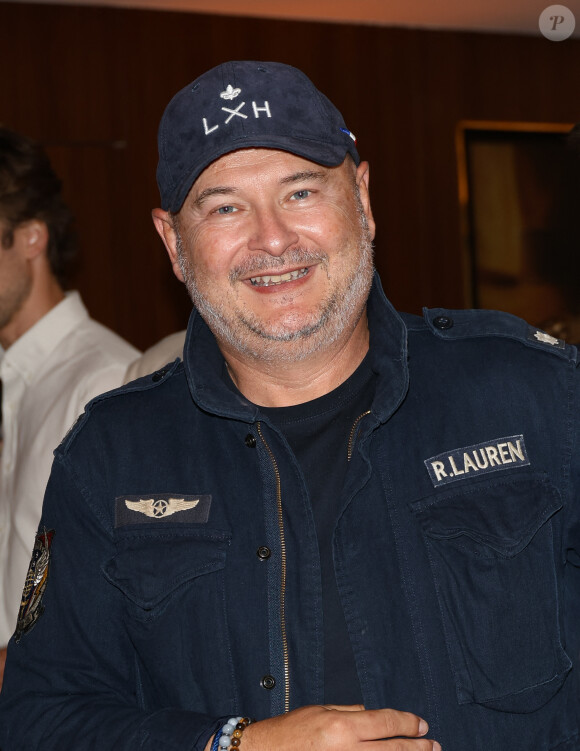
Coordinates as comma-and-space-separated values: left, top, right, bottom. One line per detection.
0, 127, 140, 684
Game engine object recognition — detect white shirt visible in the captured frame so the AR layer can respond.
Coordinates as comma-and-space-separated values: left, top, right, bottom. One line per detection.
0, 292, 139, 645
124, 330, 185, 383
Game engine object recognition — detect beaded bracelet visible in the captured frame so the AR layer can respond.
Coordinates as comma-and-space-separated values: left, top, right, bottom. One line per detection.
217, 716, 253, 750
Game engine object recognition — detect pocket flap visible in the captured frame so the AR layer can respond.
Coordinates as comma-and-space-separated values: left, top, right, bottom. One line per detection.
411, 474, 562, 556
102, 530, 231, 609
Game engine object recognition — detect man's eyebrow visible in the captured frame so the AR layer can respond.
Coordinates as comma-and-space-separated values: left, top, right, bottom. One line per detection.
190, 170, 327, 207
191, 186, 237, 209
280, 170, 328, 185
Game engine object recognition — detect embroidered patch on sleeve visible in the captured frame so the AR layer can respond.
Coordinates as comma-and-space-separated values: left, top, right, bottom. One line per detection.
424, 435, 530, 487
115, 494, 211, 527
15, 528, 55, 642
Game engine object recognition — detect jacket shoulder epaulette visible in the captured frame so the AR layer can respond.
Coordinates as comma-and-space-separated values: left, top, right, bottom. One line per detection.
58, 358, 184, 453
419, 307, 577, 363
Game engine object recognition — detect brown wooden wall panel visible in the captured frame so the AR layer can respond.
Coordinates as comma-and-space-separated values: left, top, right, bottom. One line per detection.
1, 1, 579, 349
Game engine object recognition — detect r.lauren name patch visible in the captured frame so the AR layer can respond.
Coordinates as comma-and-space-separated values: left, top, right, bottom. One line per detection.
425, 435, 529, 487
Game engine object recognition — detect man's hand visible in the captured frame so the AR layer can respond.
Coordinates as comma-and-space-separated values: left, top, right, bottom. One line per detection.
0, 647, 7, 690
205, 705, 441, 750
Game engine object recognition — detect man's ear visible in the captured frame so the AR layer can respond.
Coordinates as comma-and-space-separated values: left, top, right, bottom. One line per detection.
151, 208, 185, 283
19, 220, 49, 260
355, 161, 376, 241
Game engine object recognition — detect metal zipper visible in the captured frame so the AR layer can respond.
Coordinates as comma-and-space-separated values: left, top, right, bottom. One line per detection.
347, 410, 371, 462
257, 422, 290, 713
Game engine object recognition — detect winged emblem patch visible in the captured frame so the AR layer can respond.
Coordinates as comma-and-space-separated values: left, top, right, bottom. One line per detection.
125, 497, 199, 518
115, 494, 211, 527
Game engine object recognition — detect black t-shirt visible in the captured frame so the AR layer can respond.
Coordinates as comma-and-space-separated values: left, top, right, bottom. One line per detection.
260, 355, 376, 704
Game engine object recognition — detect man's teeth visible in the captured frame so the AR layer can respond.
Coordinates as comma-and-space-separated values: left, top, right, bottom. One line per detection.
250, 268, 308, 287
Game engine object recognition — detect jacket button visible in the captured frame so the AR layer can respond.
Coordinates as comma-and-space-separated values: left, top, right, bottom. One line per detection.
152, 368, 167, 382
261, 675, 276, 690
245, 434, 257, 448
433, 315, 453, 330
257, 546, 271, 560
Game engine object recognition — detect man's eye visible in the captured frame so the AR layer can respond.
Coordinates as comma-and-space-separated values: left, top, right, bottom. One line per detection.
291, 189, 311, 200
216, 205, 237, 214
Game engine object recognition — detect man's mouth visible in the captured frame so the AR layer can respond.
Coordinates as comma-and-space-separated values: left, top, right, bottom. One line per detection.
249, 267, 309, 287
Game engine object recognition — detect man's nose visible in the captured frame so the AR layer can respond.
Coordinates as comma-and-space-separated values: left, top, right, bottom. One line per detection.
247, 206, 299, 256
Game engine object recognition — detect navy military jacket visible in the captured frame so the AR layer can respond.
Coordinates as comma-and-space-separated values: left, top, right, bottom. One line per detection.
0, 275, 579, 750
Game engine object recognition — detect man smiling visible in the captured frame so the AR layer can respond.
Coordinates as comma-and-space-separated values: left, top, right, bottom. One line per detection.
154, 148, 374, 392
0, 61, 579, 751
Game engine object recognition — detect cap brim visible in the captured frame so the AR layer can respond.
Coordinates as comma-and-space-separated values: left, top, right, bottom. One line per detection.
164, 136, 359, 212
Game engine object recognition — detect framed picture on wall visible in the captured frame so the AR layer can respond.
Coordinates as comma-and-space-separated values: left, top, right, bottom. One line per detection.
456, 120, 580, 342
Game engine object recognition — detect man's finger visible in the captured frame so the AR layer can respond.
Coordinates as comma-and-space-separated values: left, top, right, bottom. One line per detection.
345, 707, 429, 740
321, 703, 366, 712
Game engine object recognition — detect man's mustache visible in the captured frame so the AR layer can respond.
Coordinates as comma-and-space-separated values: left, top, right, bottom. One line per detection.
229, 248, 328, 282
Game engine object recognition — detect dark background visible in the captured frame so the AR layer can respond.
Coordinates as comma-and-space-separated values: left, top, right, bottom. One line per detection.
1, 1, 579, 350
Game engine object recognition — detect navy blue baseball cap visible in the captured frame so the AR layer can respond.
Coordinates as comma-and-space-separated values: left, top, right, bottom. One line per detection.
156, 61, 360, 212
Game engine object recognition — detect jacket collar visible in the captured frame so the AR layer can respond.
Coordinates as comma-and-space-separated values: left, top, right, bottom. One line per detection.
366, 273, 409, 423
183, 272, 409, 423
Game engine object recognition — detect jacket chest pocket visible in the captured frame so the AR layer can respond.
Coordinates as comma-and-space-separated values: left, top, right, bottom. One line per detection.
102, 528, 231, 622
411, 473, 571, 713
102, 528, 236, 711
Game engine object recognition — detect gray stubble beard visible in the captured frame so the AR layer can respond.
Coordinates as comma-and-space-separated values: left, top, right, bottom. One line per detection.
175, 199, 374, 364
